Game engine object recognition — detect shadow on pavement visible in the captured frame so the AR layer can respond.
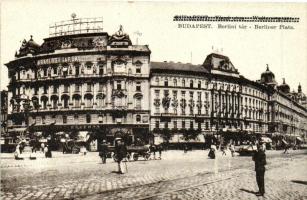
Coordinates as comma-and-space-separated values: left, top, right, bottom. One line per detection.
240, 188, 258, 195
291, 180, 307, 185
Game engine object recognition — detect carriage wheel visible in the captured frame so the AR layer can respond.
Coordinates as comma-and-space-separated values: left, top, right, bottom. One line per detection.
133, 153, 139, 161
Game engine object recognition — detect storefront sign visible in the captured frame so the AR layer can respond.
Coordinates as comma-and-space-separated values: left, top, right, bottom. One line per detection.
37, 55, 105, 65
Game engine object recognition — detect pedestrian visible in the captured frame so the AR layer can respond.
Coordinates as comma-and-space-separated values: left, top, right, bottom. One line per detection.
99, 140, 108, 164
221, 145, 227, 156
283, 141, 289, 154
229, 143, 235, 157
183, 144, 188, 153
41, 143, 45, 153
115, 139, 127, 174
208, 147, 216, 159
157, 144, 163, 159
149, 144, 156, 159
252, 143, 267, 196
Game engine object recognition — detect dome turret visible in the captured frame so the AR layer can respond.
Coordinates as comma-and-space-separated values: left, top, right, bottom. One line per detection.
16, 35, 40, 58
298, 83, 302, 93
277, 78, 290, 94
260, 64, 277, 87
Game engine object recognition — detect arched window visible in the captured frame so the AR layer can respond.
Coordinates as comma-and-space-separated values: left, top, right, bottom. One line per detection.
173, 78, 177, 86
73, 94, 81, 108
84, 94, 93, 108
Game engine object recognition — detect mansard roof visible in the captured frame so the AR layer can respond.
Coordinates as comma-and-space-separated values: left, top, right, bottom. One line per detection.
151, 61, 208, 74
203, 53, 239, 74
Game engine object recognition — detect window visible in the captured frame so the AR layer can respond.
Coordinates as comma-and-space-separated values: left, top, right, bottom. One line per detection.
53, 67, 57, 75
86, 114, 91, 123
164, 78, 168, 87
87, 83, 92, 92
155, 77, 159, 85
63, 115, 67, 124
182, 79, 185, 87
98, 115, 103, 123
42, 116, 45, 124
64, 85, 69, 93
190, 121, 194, 129
53, 85, 58, 93
155, 121, 159, 129
198, 122, 201, 130
136, 67, 141, 73
135, 98, 141, 109
74, 97, 80, 108
136, 115, 141, 122
85, 97, 92, 108
75, 84, 80, 92
52, 99, 58, 109
42, 99, 47, 109
173, 79, 177, 86
116, 81, 122, 90
136, 82, 141, 91
86, 62, 92, 70
164, 122, 168, 129
63, 97, 69, 108
173, 121, 177, 129
190, 80, 193, 88
205, 122, 209, 130
98, 82, 103, 92
198, 81, 201, 89
182, 121, 186, 129
99, 66, 104, 75
34, 87, 39, 95
155, 90, 160, 98
43, 68, 47, 77
74, 115, 79, 123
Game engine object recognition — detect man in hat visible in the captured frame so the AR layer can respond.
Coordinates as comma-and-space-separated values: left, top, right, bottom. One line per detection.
115, 139, 127, 174
252, 143, 267, 196
99, 140, 108, 164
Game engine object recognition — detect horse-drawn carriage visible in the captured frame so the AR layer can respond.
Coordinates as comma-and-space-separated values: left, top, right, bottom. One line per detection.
108, 145, 151, 162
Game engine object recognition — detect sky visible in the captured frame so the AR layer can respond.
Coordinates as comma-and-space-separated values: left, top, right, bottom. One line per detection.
1, 1, 306, 93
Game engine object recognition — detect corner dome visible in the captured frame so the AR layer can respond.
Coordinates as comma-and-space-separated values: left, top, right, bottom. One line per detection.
16, 35, 40, 58
261, 65, 275, 79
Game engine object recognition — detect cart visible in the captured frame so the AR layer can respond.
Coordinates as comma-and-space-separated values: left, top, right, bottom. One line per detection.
110, 145, 151, 162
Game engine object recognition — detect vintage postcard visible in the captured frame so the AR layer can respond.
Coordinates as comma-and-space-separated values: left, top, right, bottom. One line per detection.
1, 1, 306, 200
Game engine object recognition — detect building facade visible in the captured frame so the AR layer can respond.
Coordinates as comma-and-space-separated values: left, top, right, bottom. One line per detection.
1, 90, 8, 135
5, 17, 307, 149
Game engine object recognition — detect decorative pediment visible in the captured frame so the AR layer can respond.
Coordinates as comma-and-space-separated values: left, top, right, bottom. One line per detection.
134, 60, 143, 66
108, 25, 132, 47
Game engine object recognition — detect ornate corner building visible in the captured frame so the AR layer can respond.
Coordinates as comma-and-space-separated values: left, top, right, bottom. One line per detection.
5, 16, 307, 148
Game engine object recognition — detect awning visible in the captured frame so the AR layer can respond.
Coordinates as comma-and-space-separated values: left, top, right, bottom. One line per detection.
261, 137, 272, 143
296, 137, 303, 142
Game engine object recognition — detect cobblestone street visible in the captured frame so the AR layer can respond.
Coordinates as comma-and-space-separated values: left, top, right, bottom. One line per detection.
1, 150, 307, 200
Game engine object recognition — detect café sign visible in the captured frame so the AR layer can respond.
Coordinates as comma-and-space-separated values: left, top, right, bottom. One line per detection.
37, 55, 105, 65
